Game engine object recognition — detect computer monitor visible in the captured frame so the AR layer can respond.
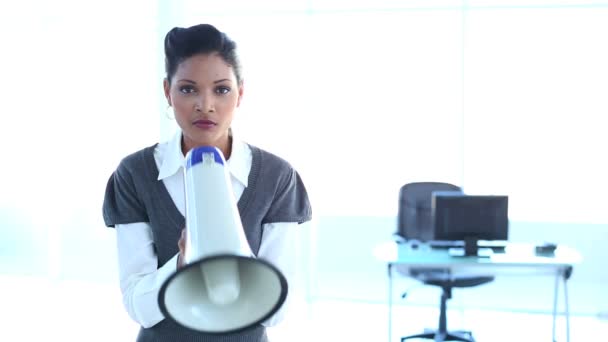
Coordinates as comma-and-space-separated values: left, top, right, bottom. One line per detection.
433, 194, 509, 256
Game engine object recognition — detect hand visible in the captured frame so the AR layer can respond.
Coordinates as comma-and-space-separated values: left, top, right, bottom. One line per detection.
177, 228, 187, 269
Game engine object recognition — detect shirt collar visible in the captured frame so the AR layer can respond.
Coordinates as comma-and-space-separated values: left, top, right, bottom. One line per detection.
157, 131, 250, 188
228, 137, 250, 187
157, 131, 185, 181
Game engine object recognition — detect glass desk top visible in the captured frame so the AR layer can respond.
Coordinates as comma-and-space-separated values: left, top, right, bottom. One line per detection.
374, 241, 582, 269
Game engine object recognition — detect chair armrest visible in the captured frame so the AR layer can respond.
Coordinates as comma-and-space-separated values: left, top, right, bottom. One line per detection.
392, 233, 407, 244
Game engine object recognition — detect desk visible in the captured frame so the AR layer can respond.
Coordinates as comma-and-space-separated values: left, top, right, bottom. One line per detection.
374, 242, 582, 342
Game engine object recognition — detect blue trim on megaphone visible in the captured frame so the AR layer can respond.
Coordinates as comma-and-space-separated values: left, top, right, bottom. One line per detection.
185, 146, 226, 169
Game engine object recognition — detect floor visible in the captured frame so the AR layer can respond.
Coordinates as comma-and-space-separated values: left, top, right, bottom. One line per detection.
269, 298, 608, 342
1, 276, 606, 341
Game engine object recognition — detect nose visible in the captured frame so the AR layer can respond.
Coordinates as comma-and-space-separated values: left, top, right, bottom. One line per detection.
195, 93, 215, 113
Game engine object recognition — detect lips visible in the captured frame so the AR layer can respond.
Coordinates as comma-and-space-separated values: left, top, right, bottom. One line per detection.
193, 119, 217, 129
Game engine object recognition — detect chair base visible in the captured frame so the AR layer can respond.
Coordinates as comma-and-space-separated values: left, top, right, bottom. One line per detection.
401, 329, 475, 342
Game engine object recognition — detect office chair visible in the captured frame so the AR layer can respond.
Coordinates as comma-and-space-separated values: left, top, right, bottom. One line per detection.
395, 182, 495, 342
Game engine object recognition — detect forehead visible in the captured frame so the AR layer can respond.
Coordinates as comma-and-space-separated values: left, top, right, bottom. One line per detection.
174, 52, 236, 81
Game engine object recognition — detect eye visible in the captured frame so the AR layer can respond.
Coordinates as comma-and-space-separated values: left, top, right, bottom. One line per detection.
215, 86, 231, 95
179, 85, 196, 94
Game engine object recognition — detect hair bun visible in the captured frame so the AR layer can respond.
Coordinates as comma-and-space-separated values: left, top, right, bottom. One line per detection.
164, 24, 224, 60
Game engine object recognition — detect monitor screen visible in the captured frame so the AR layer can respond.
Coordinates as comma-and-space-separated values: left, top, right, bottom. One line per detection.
433, 194, 509, 248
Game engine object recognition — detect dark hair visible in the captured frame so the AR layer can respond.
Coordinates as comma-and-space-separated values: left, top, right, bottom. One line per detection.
164, 24, 242, 85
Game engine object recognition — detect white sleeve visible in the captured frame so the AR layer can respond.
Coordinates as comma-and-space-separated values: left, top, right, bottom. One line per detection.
116, 222, 179, 328
257, 222, 299, 327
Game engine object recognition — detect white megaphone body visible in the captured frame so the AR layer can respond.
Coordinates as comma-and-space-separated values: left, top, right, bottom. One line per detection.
158, 146, 288, 334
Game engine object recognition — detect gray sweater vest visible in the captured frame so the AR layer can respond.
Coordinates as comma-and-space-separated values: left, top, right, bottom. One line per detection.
103, 144, 312, 342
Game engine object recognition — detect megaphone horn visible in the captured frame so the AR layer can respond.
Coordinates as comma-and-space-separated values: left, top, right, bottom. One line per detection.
158, 146, 288, 334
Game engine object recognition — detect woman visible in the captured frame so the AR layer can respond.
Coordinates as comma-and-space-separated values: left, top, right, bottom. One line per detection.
103, 23, 312, 342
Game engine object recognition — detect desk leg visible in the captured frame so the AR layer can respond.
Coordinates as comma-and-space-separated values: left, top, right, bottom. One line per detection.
552, 270, 559, 342
388, 263, 393, 342
563, 269, 570, 342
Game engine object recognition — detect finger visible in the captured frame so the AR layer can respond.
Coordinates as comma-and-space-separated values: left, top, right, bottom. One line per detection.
178, 228, 186, 250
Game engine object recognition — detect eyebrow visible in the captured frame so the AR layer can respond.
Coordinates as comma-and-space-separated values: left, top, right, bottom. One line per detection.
177, 78, 232, 84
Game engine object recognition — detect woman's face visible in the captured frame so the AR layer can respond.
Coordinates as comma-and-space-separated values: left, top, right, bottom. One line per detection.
164, 52, 243, 157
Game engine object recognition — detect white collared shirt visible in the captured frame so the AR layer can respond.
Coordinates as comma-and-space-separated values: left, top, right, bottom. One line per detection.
115, 131, 297, 329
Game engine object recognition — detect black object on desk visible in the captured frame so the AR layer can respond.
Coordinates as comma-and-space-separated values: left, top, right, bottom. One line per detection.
536, 242, 558, 255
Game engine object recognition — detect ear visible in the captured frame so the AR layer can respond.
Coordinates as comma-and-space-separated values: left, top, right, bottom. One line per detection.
163, 78, 172, 106
236, 82, 244, 107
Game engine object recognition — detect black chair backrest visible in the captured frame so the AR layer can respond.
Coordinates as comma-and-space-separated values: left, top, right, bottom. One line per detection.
397, 182, 462, 242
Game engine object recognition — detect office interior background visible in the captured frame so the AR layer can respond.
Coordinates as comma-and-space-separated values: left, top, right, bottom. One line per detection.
1, 0, 607, 341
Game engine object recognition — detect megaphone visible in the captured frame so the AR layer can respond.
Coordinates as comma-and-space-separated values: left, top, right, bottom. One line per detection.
158, 146, 288, 334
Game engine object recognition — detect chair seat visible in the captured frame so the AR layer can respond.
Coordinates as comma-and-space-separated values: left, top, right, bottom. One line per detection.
422, 275, 495, 288
406, 268, 495, 288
